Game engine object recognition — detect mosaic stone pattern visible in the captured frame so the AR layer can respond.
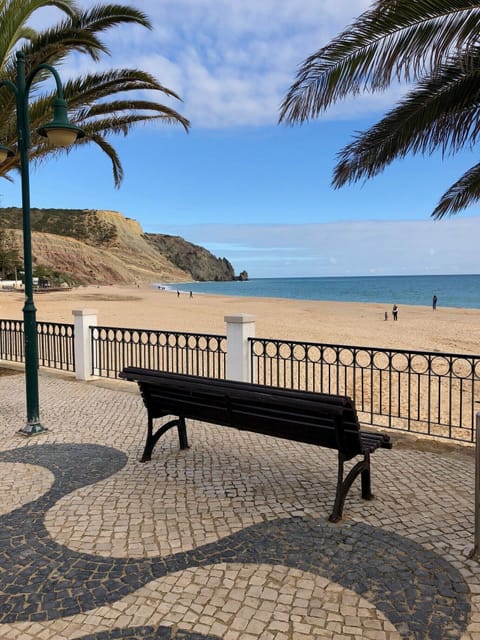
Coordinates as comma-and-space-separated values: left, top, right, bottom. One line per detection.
0, 442, 471, 638
0, 372, 479, 639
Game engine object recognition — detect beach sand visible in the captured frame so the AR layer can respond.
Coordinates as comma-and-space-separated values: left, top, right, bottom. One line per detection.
0, 283, 479, 355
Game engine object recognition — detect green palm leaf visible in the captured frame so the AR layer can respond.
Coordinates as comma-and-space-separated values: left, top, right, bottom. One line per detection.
71, 4, 151, 32
433, 163, 480, 218
87, 134, 123, 185
0, 2, 189, 188
333, 48, 480, 187
280, 0, 480, 122
62, 69, 184, 104
280, 0, 480, 217
0, 1, 79, 67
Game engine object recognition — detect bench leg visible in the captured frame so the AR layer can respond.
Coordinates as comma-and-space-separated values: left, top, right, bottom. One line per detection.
178, 417, 189, 449
361, 452, 373, 500
329, 453, 370, 522
329, 454, 347, 522
141, 413, 185, 462
141, 412, 156, 462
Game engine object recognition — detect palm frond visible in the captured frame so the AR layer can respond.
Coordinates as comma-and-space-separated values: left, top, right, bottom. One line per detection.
23, 68, 189, 130
432, 163, 480, 218
20, 21, 110, 65
23, 129, 124, 186
0, 81, 190, 183
14, 26, 39, 43
77, 99, 190, 132
3, 3, 152, 72
0, 0, 79, 67
62, 69, 183, 103
280, 0, 480, 123
0, 1, 188, 188
332, 48, 480, 187
77, 133, 123, 187
79, 113, 180, 138
71, 4, 151, 32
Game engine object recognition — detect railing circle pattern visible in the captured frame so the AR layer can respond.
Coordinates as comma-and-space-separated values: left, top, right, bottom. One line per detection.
250, 337, 479, 443
91, 326, 227, 381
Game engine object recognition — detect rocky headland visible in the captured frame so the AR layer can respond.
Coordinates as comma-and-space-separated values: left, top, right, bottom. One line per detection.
0, 207, 247, 286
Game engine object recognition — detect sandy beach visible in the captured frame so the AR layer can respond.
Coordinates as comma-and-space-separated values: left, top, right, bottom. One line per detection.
0, 283, 479, 355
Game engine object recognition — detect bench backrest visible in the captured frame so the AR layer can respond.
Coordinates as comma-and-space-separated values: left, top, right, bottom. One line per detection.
120, 367, 363, 459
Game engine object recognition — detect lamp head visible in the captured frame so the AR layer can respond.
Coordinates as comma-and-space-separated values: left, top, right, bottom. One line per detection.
37, 98, 85, 147
0, 144, 14, 164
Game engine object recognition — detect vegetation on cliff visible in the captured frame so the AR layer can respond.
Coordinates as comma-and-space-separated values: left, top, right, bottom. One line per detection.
0, 207, 118, 247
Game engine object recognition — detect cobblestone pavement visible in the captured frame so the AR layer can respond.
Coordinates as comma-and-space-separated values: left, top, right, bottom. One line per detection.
0, 370, 480, 639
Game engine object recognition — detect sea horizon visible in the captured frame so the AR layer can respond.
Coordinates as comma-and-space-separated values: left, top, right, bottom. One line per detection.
161, 273, 480, 309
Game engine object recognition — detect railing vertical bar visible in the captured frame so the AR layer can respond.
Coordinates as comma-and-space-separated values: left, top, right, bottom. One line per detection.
448, 360, 454, 436
396, 367, 401, 420
369, 350, 374, 425
458, 378, 464, 440
471, 362, 476, 442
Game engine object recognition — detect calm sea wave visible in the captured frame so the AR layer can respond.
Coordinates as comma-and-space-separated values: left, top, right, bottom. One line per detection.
162, 274, 480, 309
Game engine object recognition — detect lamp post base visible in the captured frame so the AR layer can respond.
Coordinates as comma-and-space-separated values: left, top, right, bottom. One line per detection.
17, 423, 48, 437
466, 545, 480, 562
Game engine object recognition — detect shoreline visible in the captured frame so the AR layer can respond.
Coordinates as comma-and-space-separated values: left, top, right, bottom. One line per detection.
170, 286, 478, 312
1, 283, 479, 354
166, 273, 480, 311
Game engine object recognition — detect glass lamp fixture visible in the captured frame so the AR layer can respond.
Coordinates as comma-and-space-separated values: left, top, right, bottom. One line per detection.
37, 98, 85, 147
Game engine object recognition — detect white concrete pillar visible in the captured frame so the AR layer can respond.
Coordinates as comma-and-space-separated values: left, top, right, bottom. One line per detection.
73, 309, 97, 380
224, 314, 256, 382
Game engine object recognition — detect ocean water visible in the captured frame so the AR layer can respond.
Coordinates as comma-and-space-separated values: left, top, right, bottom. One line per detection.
164, 274, 480, 309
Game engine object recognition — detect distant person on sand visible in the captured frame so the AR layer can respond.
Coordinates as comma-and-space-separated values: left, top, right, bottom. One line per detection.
432, 294, 437, 311
190, 290, 193, 298
177, 290, 180, 297
392, 304, 398, 321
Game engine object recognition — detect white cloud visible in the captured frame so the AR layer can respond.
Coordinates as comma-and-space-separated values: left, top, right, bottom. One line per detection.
157, 217, 480, 278
26, 0, 396, 128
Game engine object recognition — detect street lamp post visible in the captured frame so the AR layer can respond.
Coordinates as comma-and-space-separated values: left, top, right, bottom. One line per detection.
0, 51, 84, 436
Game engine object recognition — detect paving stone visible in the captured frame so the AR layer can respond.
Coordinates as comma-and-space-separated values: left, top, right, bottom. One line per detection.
0, 372, 478, 638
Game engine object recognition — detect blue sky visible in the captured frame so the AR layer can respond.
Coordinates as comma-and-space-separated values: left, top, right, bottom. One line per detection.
1, 0, 479, 278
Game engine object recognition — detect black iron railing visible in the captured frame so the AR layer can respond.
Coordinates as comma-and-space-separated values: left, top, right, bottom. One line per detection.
251, 337, 480, 442
91, 326, 227, 379
0, 319, 24, 363
0, 319, 75, 371
2, 314, 479, 444
37, 321, 75, 371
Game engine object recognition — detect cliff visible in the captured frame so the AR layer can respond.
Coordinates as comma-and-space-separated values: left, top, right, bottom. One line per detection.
146, 233, 235, 282
0, 208, 245, 286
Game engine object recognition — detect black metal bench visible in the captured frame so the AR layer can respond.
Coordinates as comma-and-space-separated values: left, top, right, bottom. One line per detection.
120, 367, 392, 522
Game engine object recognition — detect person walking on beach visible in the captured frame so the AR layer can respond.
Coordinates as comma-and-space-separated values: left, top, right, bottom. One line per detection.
432, 294, 437, 311
392, 304, 398, 321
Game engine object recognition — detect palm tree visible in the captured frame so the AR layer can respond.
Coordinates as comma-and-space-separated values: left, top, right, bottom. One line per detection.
0, 1, 189, 187
279, 0, 480, 218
